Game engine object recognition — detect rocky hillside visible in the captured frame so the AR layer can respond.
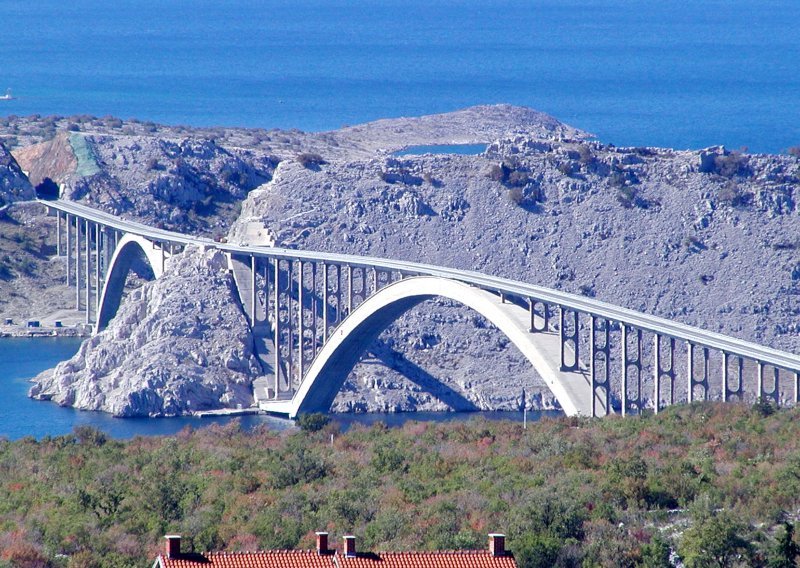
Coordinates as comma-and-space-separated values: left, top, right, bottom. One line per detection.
29, 247, 262, 416
7, 105, 800, 415
231, 122, 800, 412
14, 132, 278, 236
0, 142, 34, 205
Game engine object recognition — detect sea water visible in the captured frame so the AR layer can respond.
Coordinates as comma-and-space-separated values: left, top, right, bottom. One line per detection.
0, 0, 797, 437
0, 337, 557, 439
0, 0, 798, 153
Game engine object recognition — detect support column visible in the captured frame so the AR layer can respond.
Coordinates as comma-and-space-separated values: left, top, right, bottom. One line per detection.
335, 265, 342, 325
273, 258, 280, 399
311, 263, 318, 359
56, 212, 62, 256
654, 335, 675, 412
75, 217, 81, 310
94, 223, 101, 317
757, 361, 764, 401
66, 214, 72, 286
559, 307, 579, 372
287, 260, 293, 394
528, 299, 535, 332
590, 315, 610, 418
722, 352, 729, 403
347, 265, 353, 315
85, 219, 91, 323
622, 325, 643, 416
322, 263, 329, 342
687, 343, 695, 403
104, 227, 114, 271
250, 255, 257, 327
298, 261, 304, 382
795, 372, 799, 406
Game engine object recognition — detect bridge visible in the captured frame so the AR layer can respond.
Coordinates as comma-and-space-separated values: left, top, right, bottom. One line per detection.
42, 199, 800, 419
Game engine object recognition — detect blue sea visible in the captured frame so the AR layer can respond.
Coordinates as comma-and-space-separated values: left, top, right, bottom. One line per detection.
0, 338, 556, 440
0, 0, 798, 153
0, 1, 797, 438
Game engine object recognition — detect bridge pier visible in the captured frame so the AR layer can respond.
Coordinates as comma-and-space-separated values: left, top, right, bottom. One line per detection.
620, 325, 643, 416
74, 216, 81, 311
65, 213, 72, 287
55, 211, 61, 256
84, 219, 91, 323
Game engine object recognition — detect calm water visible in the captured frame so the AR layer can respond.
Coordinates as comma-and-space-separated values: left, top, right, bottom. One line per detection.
0, 338, 556, 440
0, 0, 798, 153
394, 143, 488, 156
0, 1, 796, 437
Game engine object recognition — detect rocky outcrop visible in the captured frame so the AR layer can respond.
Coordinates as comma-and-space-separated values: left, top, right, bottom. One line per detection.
14, 106, 800, 416
14, 132, 278, 236
29, 247, 262, 416
231, 121, 800, 413
0, 142, 35, 205
12, 133, 78, 188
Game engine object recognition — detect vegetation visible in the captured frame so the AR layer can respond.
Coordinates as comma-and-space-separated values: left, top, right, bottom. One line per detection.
296, 152, 326, 169
0, 223, 44, 279
2, 403, 800, 566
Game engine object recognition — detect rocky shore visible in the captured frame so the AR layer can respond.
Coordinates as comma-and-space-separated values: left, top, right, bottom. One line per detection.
1, 105, 799, 416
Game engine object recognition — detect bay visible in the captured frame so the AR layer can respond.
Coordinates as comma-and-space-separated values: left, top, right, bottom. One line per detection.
0, 337, 557, 440
0, 0, 798, 153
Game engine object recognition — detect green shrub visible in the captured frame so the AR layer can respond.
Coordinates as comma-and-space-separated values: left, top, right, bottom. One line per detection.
296, 412, 331, 432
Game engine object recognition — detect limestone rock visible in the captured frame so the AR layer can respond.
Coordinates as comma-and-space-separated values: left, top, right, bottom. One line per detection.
0, 142, 35, 205
29, 247, 262, 416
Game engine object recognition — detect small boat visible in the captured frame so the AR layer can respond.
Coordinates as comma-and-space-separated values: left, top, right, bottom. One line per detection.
0, 89, 15, 101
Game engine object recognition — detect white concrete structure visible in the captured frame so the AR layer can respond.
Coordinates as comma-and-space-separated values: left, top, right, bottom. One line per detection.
43, 199, 800, 418
261, 277, 598, 418
96, 233, 168, 332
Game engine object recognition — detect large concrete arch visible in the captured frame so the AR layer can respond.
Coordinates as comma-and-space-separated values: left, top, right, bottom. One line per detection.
95, 234, 166, 333
275, 276, 602, 418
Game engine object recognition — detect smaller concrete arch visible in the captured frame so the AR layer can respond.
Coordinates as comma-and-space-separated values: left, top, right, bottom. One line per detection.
95, 234, 167, 333
276, 276, 603, 418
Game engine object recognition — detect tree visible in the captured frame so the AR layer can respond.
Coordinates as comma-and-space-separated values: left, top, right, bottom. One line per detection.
513, 533, 563, 568
679, 498, 750, 567
640, 536, 672, 567
296, 413, 330, 432
768, 522, 799, 568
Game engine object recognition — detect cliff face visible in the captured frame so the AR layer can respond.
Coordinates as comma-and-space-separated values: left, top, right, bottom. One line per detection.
0, 142, 35, 205
29, 247, 262, 417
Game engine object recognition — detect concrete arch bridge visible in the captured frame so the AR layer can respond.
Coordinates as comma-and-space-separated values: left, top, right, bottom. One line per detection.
43, 200, 800, 418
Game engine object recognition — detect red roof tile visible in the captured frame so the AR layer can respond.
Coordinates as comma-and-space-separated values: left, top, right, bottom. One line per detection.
337, 551, 517, 568
158, 550, 336, 568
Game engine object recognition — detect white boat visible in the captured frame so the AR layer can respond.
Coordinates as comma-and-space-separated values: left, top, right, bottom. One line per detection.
0, 89, 15, 101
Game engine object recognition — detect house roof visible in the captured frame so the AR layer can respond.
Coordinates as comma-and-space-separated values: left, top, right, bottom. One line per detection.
158, 550, 336, 568
157, 550, 516, 568
337, 551, 517, 568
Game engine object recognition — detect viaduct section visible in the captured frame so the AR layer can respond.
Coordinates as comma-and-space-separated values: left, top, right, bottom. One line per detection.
44, 200, 800, 419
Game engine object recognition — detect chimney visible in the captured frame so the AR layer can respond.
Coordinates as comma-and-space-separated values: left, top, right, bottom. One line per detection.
316, 532, 329, 555
489, 534, 505, 557
343, 535, 356, 557
165, 535, 181, 559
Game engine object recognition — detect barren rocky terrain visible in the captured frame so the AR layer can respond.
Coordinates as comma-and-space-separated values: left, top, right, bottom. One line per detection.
2, 105, 799, 416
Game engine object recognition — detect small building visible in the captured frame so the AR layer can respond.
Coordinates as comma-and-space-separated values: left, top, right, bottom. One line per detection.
153, 533, 516, 568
